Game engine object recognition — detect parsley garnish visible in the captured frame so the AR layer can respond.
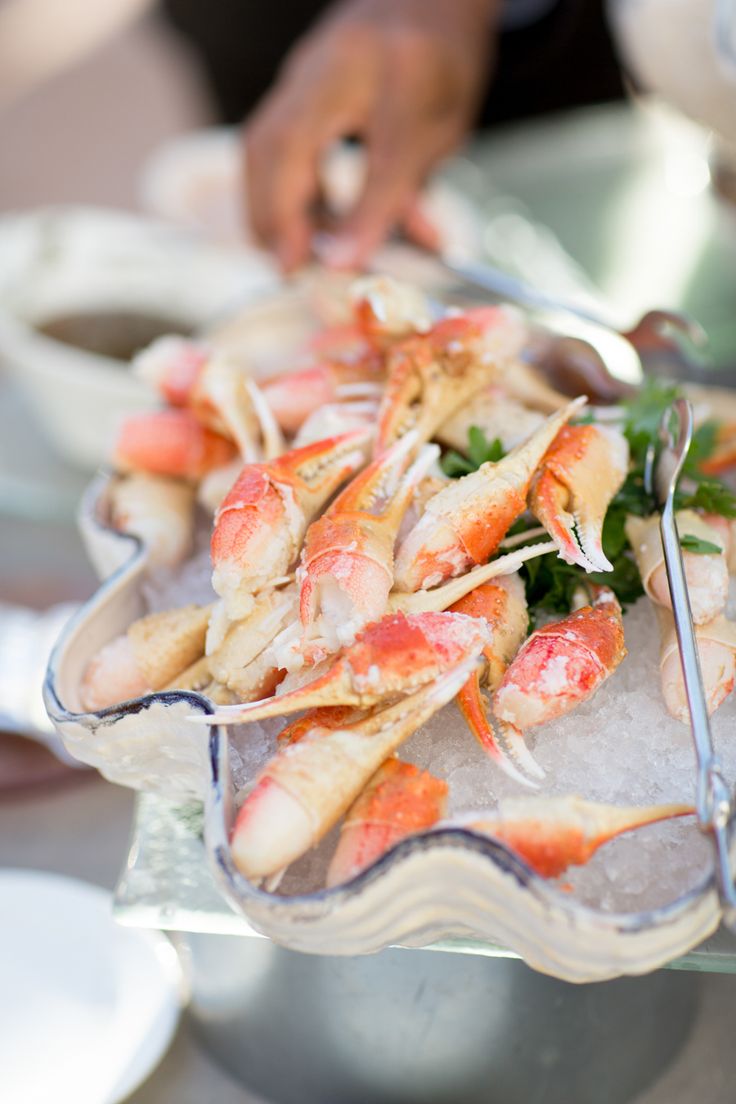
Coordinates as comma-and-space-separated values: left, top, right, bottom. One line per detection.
679, 534, 723, 555
440, 427, 505, 478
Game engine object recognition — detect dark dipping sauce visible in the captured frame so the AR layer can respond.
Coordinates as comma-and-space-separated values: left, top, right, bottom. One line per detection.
36, 310, 195, 362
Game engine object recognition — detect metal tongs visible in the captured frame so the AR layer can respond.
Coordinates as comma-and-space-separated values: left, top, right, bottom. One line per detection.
645, 398, 736, 926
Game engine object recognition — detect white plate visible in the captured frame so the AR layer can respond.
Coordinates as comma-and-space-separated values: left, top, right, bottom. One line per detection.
0, 870, 182, 1104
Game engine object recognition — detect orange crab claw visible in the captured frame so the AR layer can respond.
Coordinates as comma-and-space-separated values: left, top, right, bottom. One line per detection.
461, 795, 694, 878
326, 758, 448, 887
135, 337, 282, 461
375, 305, 527, 454
699, 422, 736, 476
492, 586, 626, 776
114, 409, 237, 481
277, 705, 359, 745
210, 430, 370, 619
448, 575, 537, 785
133, 335, 210, 407
297, 433, 438, 653
529, 423, 629, 573
198, 610, 491, 726
350, 275, 433, 344
261, 354, 383, 435
230, 660, 474, 882
394, 397, 585, 592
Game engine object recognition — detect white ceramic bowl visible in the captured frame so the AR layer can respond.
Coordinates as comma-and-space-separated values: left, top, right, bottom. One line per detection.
0, 207, 277, 468
43, 475, 725, 982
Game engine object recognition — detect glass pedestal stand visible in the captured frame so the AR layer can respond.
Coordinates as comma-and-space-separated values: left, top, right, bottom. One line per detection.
113, 794, 730, 1104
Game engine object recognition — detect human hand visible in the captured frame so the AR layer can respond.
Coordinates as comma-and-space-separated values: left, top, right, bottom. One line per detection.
244, 0, 497, 271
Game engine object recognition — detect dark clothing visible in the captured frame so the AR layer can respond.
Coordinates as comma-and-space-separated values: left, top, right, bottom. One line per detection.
161, 0, 625, 127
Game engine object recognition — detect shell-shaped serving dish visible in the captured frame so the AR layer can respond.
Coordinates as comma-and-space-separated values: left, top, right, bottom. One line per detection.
44, 476, 726, 983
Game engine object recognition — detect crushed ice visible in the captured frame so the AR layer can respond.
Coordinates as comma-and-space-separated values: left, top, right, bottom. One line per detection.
145, 542, 736, 913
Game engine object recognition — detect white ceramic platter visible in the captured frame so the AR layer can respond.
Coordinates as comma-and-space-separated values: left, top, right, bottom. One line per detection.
0, 869, 182, 1104
43, 476, 727, 983
0, 206, 277, 467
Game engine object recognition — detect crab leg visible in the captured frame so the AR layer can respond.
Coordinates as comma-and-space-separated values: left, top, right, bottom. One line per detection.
108, 473, 195, 570
293, 400, 379, 448
210, 430, 370, 620
230, 660, 475, 881
133, 335, 210, 406
529, 423, 629, 572
79, 604, 211, 712
456, 795, 694, 878
206, 588, 298, 702
625, 511, 729, 625
376, 305, 528, 454
297, 433, 438, 653
657, 606, 736, 723
197, 610, 491, 726
135, 337, 284, 460
394, 396, 585, 592
326, 758, 448, 887
114, 409, 237, 481
492, 586, 626, 778
388, 540, 557, 614
261, 357, 383, 435
698, 422, 736, 476
349, 274, 433, 342
449, 575, 536, 785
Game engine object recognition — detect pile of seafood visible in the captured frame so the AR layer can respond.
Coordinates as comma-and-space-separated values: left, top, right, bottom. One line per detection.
77, 274, 736, 899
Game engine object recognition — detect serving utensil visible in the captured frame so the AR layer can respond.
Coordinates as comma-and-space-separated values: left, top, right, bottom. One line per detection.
645, 397, 736, 927
434, 252, 707, 366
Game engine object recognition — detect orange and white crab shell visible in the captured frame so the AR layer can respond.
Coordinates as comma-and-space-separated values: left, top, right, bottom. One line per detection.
393, 396, 585, 592
625, 510, 729, 626
529, 422, 629, 573
210, 430, 370, 621
493, 587, 626, 732
656, 606, 736, 723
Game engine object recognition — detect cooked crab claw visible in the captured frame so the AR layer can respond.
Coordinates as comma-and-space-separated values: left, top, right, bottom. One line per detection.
206, 587, 298, 702
529, 423, 629, 573
657, 606, 736, 722
326, 758, 448, 887
456, 795, 694, 878
376, 305, 528, 453
133, 335, 210, 406
448, 575, 537, 786
79, 604, 211, 712
210, 429, 370, 620
229, 659, 475, 882
108, 472, 195, 570
699, 421, 736, 476
625, 511, 729, 626
293, 400, 379, 448
261, 355, 383, 435
394, 396, 586, 592
297, 432, 439, 653
492, 586, 626, 775
135, 337, 284, 461
196, 610, 491, 726
114, 409, 237, 481
436, 386, 546, 455
349, 275, 433, 341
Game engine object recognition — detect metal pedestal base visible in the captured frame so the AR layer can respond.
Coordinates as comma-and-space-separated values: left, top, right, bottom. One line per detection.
177, 934, 698, 1104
